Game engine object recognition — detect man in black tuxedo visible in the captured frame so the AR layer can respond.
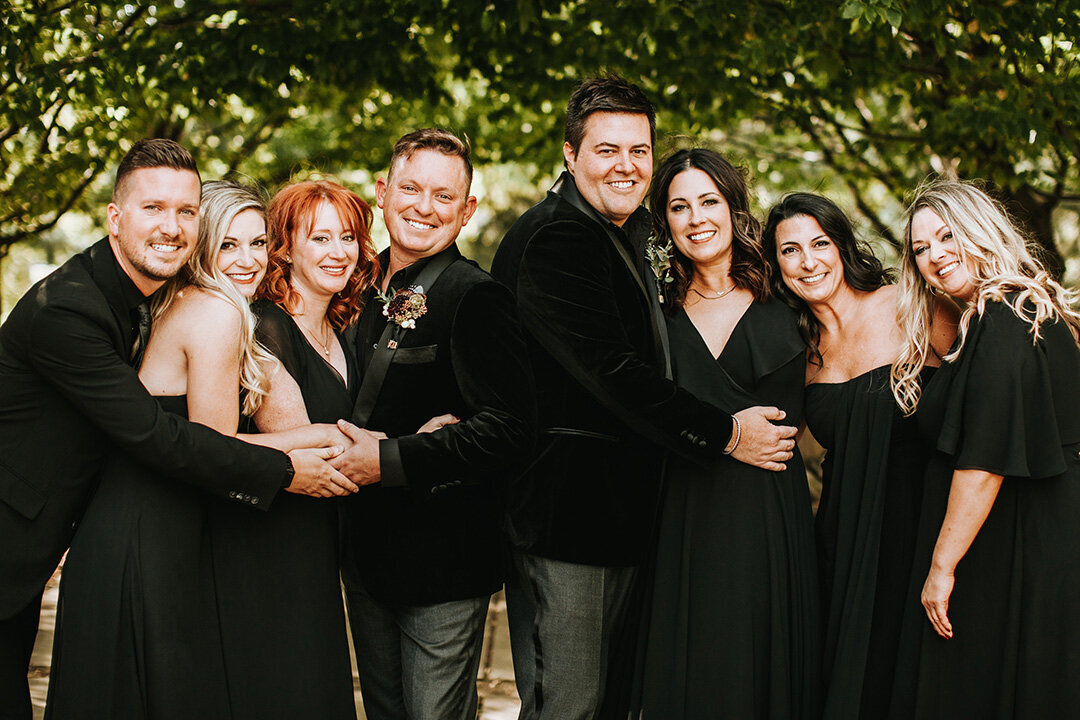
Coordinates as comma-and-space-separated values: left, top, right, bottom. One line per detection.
333, 129, 535, 720
490, 76, 798, 719
0, 139, 355, 719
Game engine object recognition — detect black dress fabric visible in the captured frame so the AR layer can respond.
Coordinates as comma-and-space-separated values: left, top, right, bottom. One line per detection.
633, 300, 821, 720
805, 365, 931, 719
209, 300, 357, 719
47, 396, 231, 720
890, 299, 1080, 719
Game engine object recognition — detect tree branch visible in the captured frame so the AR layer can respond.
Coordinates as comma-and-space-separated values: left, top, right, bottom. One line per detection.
0, 161, 105, 247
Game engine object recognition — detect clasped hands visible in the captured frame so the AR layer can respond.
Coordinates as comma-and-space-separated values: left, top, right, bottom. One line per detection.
285, 414, 459, 497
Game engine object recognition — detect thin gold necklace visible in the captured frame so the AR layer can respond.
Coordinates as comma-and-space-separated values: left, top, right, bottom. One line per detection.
295, 317, 333, 357
690, 283, 736, 300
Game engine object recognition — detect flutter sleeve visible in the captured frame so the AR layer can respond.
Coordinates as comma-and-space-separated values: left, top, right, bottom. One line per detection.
936, 300, 1067, 479
252, 300, 305, 380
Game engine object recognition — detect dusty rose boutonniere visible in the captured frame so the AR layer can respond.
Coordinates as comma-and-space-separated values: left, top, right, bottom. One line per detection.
377, 284, 428, 330
645, 237, 675, 304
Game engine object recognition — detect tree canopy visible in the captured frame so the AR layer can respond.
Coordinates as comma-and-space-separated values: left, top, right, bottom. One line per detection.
3, 0, 1079, 296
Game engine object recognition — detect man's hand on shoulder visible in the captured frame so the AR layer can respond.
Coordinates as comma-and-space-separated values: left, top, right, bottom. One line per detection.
728, 406, 798, 472
329, 420, 387, 486
285, 446, 358, 497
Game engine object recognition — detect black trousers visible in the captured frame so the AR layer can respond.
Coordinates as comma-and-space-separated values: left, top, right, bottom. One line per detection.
0, 594, 42, 720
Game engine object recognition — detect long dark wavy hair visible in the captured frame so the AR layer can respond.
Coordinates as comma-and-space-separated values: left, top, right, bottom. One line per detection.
649, 148, 769, 313
762, 192, 894, 366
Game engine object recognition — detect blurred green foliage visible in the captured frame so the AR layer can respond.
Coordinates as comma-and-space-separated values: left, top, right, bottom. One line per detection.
4, 0, 1080, 314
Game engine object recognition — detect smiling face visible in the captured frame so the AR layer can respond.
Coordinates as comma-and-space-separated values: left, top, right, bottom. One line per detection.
107, 167, 201, 294
564, 111, 652, 226
665, 168, 734, 271
774, 214, 847, 305
287, 200, 359, 302
910, 207, 979, 302
376, 148, 477, 266
215, 208, 268, 300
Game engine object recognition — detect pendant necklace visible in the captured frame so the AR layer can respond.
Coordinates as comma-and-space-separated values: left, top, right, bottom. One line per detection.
690, 283, 736, 301
296, 317, 333, 357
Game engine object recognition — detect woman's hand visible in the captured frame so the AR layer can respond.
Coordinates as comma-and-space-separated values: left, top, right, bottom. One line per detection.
922, 564, 955, 639
312, 422, 359, 449
920, 469, 1003, 641
417, 414, 460, 434
285, 446, 358, 497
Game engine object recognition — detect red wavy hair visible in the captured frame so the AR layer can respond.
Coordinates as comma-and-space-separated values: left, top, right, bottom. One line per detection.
259, 179, 379, 330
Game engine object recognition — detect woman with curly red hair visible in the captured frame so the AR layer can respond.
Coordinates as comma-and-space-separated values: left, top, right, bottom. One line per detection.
210, 179, 379, 719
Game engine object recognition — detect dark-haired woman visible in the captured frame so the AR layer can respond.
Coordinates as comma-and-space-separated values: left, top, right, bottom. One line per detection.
631, 150, 820, 719
763, 193, 957, 719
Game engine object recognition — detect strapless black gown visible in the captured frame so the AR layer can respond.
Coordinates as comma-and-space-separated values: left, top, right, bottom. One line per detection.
47, 396, 230, 720
805, 365, 932, 719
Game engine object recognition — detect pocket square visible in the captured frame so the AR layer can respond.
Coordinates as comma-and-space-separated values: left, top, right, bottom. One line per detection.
390, 344, 438, 364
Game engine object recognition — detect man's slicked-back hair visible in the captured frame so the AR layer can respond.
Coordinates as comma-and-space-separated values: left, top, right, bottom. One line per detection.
113, 138, 200, 202
388, 128, 473, 192
564, 73, 656, 155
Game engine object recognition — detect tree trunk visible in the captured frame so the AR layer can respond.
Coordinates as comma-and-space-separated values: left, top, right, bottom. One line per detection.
1003, 184, 1063, 280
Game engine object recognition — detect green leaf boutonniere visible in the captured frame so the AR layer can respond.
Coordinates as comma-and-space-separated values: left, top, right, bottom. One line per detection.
377, 284, 428, 330
645, 237, 675, 304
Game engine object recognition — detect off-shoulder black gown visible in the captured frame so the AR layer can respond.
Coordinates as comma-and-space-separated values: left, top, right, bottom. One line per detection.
805, 365, 932, 719
208, 301, 357, 719
47, 396, 230, 720
890, 299, 1080, 719
633, 299, 821, 720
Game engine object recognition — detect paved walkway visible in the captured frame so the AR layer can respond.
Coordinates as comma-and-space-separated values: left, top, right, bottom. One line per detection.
29, 567, 520, 719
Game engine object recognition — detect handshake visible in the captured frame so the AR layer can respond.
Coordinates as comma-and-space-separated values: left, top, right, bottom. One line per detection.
284, 414, 459, 497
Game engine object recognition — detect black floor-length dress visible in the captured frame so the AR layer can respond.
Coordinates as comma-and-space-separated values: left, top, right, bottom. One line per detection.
209, 300, 357, 720
805, 365, 931, 719
47, 396, 230, 720
890, 299, 1080, 719
633, 300, 821, 720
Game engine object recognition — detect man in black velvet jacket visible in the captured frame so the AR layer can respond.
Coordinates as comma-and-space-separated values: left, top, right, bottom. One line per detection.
490, 76, 798, 719
334, 129, 535, 720
0, 139, 354, 718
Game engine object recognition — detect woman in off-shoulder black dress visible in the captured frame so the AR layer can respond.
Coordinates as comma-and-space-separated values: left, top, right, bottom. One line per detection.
208, 180, 380, 719
763, 193, 957, 719
889, 180, 1080, 718
631, 150, 819, 719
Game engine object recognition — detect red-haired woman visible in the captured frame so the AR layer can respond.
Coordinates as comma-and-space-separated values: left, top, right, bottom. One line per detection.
210, 180, 379, 719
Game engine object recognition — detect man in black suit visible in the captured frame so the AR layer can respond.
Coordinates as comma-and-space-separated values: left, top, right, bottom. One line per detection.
0, 139, 355, 719
490, 76, 798, 719
333, 129, 535, 720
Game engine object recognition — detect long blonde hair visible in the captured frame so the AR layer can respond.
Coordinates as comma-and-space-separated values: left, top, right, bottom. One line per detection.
891, 180, 1080, 415
155, 180, 274, 416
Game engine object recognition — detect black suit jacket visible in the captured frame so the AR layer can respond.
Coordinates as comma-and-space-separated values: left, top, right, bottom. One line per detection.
342, 245, 536, 605
490, 172, 735, 567
0, 239, 290, 619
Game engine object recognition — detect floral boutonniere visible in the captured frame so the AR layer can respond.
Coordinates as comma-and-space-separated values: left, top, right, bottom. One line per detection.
645, 237, 675, 304
377, 284, 428, 330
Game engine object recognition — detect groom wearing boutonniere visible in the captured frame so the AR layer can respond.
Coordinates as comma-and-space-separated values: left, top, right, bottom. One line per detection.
333, 128, 536, 720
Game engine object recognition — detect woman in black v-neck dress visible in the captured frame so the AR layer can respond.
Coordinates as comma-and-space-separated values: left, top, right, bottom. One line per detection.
888, 180, 1080, 719
631, 150, 820, 720
763, 193, 958, 719
208, 180, 380, 720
